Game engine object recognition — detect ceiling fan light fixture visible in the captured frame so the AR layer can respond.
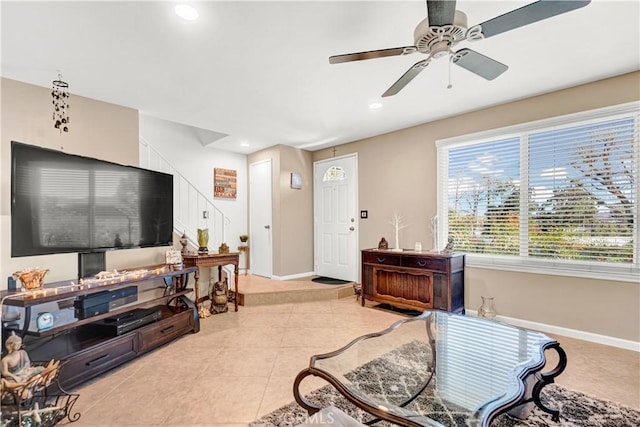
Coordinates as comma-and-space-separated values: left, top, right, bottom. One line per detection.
175, 4, 199, 21
414, 10, 468, 53
369, 102, 383, 110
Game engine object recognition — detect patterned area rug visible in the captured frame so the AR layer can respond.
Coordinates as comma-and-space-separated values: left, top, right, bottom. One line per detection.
250, 341, 640, 427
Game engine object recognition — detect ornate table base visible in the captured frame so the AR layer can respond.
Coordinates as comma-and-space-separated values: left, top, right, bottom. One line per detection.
293, 311, 567, 427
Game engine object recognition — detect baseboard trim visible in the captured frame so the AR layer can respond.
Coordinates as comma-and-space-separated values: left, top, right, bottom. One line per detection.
271, 272, 316, 281
467, 309, 640, 352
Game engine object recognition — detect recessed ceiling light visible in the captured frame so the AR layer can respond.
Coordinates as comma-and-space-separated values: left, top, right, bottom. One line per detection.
240, 142, 250, 147
175, 4, 199, 21
369, 102, 383, 110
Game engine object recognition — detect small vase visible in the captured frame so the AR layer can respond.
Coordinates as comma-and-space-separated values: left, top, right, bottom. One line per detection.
197, 228, 209, 254
478, 296, 497, 320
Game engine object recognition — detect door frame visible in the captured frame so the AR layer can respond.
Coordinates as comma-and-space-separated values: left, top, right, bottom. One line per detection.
313, 153, 359, 282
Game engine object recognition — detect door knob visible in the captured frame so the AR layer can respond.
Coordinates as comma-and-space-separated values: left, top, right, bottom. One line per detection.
264, 225, 271, 229
349, 226, 355, 231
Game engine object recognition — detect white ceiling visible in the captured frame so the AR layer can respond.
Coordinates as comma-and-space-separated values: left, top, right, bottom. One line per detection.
2, 1, 639, 154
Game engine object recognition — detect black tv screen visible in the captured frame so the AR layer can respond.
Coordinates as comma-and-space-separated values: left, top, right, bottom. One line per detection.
11, 141, 173, 257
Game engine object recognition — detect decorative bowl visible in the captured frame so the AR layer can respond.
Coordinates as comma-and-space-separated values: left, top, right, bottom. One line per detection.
13, 268, 49, 290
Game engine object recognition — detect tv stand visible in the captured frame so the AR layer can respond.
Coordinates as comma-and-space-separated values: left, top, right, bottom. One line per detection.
1, 265, 199, 390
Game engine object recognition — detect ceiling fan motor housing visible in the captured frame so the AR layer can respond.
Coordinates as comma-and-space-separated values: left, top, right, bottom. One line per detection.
414, 10, 468, 57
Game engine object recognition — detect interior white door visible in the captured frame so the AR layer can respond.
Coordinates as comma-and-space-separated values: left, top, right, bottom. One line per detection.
314, 154, 358, 281
249, 159, 273, 278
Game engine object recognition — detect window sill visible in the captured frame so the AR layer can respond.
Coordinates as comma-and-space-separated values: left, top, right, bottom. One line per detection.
465, 254, 639, 283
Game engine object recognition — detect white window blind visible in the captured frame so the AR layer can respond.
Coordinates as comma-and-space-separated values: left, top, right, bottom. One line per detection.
437, 102, 639, 281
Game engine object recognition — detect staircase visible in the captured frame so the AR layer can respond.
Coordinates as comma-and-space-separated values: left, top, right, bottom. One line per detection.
139, 137, 230, 253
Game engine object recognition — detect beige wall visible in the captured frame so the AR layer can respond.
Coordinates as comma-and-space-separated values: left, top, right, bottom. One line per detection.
277, 146, 313, 276
1, 78, 168, 284
248, 145, 314, 277
314, 71, 640, 342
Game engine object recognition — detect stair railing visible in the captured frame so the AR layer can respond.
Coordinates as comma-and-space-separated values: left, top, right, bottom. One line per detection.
139, 137, 230, 252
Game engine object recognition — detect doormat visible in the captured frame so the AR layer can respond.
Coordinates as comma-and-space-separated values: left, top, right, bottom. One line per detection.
311, 276, 351, 285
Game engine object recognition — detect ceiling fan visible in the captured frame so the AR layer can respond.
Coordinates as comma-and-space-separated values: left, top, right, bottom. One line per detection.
329, 0, 591, 97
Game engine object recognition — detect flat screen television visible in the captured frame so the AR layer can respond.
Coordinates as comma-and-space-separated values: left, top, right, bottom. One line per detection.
11, 141, 174, 258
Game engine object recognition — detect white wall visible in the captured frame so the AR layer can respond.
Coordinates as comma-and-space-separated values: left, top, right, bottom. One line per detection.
139, 115, 248, 248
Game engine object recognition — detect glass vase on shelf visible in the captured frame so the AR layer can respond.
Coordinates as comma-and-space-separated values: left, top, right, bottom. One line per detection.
478, 296, 497, 320
197, 228, 209, 254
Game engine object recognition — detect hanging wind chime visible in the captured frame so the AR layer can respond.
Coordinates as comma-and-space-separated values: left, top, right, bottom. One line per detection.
52, 73, 70, 132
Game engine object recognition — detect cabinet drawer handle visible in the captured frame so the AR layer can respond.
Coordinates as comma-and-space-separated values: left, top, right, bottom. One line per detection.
86, 354, 110, 366
376, 257, 386, 263
417, 261, 427, 267
161, 325, 176, 334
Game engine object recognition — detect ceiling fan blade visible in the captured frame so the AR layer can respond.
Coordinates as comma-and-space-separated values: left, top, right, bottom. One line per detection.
479, 0, 591, 38
382, 59, 429, 97
452, 48, 508, 81
329, 46, 417, 64
426, 0, 457, 26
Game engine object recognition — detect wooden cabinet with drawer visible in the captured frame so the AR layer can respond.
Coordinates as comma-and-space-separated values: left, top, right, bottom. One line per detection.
361, 249, 465, 313
59, 332, 140, 389
138, 308, 195, 353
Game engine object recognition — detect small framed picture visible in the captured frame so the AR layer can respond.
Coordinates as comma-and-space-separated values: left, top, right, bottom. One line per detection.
291, 172, 302, 189
165, 250, 182, 265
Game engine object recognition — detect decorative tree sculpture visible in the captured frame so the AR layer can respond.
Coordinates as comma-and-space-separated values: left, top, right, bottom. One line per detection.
389, 212, 409, 251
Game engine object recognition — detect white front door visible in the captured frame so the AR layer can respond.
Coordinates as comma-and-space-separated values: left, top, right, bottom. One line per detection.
249, 159, 273, 278
314, 154, 358, 281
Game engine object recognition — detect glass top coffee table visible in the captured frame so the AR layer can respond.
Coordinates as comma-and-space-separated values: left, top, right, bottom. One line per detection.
293, 310, 566, 427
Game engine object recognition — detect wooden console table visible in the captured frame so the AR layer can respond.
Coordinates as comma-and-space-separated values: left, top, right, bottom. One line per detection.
361, 249, 465, 313
183, 252, 240, 312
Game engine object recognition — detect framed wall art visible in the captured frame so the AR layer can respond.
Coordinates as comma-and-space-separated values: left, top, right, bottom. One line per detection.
291, 172, 302, 189
214, 168, 237, 199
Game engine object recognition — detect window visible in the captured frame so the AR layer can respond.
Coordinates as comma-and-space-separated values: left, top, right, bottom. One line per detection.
437, 102, 639, 281
323, 165, 346, 182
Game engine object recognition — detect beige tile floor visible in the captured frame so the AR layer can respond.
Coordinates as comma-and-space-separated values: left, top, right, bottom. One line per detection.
62, 275, 639, 426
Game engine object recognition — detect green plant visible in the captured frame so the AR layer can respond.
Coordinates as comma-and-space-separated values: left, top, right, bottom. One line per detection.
239, 234, 249, 243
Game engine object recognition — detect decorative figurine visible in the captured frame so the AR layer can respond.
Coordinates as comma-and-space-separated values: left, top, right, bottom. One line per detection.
443, 236, 455, 253
198, 304, 211, 318
378, 237, 389, 250
1, 332, 44, 384
209, 278, 229, 314
180, 231, 189, 255
218, 243, 229, 254
353, 283, 362, 302
1, 332, 60, 402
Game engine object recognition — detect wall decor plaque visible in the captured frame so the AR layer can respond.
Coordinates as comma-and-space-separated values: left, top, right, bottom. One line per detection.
214, 168, 237, 199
